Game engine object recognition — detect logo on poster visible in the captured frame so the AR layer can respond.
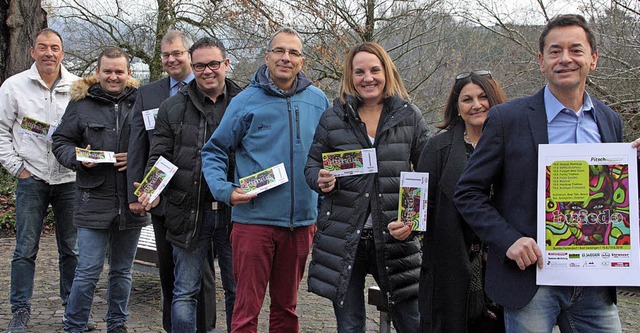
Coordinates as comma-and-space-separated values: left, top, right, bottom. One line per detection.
611, 262, 630, 267
612, 253, 629, 258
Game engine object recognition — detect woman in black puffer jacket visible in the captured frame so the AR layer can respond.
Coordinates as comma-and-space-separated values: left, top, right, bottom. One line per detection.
305, 42, 429, 333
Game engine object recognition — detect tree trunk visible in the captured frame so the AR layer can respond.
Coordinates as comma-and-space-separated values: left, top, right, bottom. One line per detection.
0, 0, 47, 84
150, 0, 173, 82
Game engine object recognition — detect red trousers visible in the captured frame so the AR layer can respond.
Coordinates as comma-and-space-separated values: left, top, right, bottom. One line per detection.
230, 223, 314, 333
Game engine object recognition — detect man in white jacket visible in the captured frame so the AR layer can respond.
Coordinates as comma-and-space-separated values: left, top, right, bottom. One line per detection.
0, 28, 89, 333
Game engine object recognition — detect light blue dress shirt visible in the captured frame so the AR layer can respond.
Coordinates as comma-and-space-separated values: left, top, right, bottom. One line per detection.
169, 73, 195, 97
544, 85, 601, 144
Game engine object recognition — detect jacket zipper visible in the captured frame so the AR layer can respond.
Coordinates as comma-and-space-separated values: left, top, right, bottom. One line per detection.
114, 102, 123, 224
295, 106, 301, 142
347, 103, 375, 149
287, 97, 294, 230
48, 89, 54, 179
190, 118, 207, 246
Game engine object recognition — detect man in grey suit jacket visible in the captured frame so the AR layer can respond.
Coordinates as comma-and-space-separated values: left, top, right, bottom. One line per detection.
454, 14, 640, 332
127, 30, 218, 333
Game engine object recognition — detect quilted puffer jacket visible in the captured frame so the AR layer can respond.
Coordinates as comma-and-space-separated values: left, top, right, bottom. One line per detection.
305, 94, 429, 307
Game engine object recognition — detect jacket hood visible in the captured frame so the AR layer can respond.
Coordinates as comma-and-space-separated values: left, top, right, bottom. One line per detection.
251, 64, 312, 97
70, 75, 140, 101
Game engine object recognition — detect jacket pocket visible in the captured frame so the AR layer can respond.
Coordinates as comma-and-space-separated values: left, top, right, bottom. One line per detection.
316, 198, 334, 232
164, 188, 190, 234
165, 187, 187, 205
76, 167, 105, 189
83, 123, 109, 150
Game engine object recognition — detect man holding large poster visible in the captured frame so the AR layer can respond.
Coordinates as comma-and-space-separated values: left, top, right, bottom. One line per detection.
454, 14, 640, 332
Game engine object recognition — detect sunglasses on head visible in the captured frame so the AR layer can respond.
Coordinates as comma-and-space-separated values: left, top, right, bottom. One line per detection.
455, 70, 492, 81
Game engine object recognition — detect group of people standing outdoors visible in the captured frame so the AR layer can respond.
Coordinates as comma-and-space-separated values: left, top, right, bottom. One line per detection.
1, 12, 637, 333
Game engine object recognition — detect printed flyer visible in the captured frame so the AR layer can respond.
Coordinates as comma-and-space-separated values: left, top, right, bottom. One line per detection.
239, 163, 288, 195
18, 116, 56, 141
134, 156, 178, 203
75, 147, 117, 163
397, 171, 429, 231
322, 148, 378, 177
142, 108, 159, 130
537, 143, 639, 286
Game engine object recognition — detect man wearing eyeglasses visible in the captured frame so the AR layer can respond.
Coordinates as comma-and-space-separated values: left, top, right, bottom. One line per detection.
138, 36, 241, 333
127, 30, 222, 332
454, 14, 638, 332
200, 27, 330, 333
127, 31, 222, 333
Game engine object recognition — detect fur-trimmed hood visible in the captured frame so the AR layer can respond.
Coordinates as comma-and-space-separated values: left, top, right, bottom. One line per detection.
70, 75, 140, 101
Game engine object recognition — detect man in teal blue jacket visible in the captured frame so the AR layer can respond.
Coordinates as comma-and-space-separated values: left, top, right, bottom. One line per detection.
201, 27, 330, 332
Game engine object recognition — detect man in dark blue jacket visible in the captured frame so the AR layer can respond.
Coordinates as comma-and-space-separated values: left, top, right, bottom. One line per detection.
454, 14, 640, 332
53, 47, 149, 333
127, 30, 219, 333
139, 37, 241, 333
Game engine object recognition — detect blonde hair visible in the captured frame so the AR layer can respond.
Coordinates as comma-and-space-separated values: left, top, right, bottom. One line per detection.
339, 42, 409, 104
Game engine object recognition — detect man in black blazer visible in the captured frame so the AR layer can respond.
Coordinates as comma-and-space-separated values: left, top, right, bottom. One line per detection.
454, 14, 638, 332
127, 30, 218, 333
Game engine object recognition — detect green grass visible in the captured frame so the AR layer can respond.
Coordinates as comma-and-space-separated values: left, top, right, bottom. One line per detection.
0, 168, 16, 231
0, 168, 55, 233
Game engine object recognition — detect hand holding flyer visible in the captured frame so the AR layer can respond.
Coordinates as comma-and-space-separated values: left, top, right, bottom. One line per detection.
239, 163, 288, 195
75, 147, 116, 163
397, 171, 429, 231
322, 148, 378, 177
134, 156, 178, 203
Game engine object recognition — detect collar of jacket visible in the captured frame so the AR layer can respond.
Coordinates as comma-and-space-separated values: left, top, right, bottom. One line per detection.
70, 75, 139, 102
181, 78, 243, 114
250, 64, 313, 97
27, 63, 76, 89
341, 94, 408, 122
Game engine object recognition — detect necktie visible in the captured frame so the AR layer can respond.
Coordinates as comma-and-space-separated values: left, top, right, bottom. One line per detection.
171, 81, 185, 96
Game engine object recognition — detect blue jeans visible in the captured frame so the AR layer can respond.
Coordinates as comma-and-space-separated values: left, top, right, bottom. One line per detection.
172, 209, 231, 333
11, 177, 77, 313
333, 236, 419, 333
64, 225, 141, 333
504, 286, 621, 333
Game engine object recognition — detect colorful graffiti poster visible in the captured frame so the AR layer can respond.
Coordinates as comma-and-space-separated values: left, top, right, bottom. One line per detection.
239, 163, 288, 195
537, 143, 639, 286
322, 148, 378, 177
397, 172, 428, 231
18, 116, 56, 141
134, 156, 178, 203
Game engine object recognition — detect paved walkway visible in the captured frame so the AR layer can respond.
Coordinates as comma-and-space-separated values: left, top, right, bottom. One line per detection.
0, 236, 388, 332
2, 236, 640, 332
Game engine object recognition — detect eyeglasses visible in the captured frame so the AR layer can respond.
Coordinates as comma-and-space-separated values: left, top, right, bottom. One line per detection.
160, 50, 188, 59
269, 47, 303, 58
192, 60, 226, 72
455, 70, 492, 81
